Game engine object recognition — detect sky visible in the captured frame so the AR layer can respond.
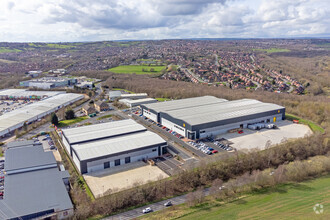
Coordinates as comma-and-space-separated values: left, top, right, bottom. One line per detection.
0, 0, 329, 42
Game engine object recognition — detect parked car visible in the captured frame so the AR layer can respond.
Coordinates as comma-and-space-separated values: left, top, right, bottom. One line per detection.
212, 150, 218, 154
238, 130, 244, 134
142, 207, 152, 213
164, 201, 172, 207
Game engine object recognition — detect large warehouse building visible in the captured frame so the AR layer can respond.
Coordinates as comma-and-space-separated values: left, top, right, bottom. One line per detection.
0, 141, 73, 219
60, 119, 167, 174
141, 96, 285, 139
0, 92, 84, 138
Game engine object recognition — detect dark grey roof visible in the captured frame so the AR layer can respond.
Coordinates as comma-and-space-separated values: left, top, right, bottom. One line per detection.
0, 168, 73, 220
5, 145, 57, 175
6, 140, 39, 149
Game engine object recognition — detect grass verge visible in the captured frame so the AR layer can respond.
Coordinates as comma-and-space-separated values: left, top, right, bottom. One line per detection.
155, 98, 171, 102
58, 116, 88, 127
140, 175, 330, 219
96, 114, 112, 120
285, 113, 324, 133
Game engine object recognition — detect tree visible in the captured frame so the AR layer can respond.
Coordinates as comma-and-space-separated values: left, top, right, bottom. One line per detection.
65, 109, 75, 120
51, 113, 59, 125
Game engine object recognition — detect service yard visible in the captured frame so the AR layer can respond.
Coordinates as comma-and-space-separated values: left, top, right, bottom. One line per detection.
220, 120, 312, 151
84, 163, 169, 198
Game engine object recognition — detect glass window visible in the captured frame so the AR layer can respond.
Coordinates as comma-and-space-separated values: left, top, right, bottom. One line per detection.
115, 159, 120, 166
125, 157, 131, 164
104, 161, 110, 169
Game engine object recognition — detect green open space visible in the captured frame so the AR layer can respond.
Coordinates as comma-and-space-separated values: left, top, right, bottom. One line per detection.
141, 175, 330, 220
253, 48, 291, 53
96, 114, 112, 120
58, 116, 88, 127
285, 113, 324, 133
155, 98, 171, 102
108, 65, 166, 75
0, 47, 22, 53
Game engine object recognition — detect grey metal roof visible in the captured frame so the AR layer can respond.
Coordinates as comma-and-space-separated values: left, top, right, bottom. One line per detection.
72, 130, 166, 161
0, 167, 73, 220
0, 93, 84, 136
143, 96, 228, 112
5, 145, 57, 174
163, 99, 285, 126
62, 119, 147, 144
109, 91, 122, 98
6, 140, 37, 149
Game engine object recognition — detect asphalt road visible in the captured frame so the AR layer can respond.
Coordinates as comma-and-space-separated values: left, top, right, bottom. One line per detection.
106, 188, 210, 220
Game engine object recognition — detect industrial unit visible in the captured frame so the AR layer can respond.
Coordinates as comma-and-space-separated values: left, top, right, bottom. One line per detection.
20, 77, 77, 89
0, 141, 73, 219
119, 98, 157, 108
0, 89, 64, 100
108, 90, 148, 101
0, 92, 84, 138
60, 119, 167, 174
141, 96, 285, 139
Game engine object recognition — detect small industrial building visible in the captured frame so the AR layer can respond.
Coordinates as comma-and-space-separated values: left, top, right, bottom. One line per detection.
119, 98, 157, 108
60, 119, 167, 174
109, 91, 122, 101
94, 101, 110, 112
109, 91, 148, 101
0, 141, 73, 219
141, 96, 285, 139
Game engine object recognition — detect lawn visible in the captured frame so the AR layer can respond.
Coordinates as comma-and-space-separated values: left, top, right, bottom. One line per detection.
58, 116, 88, 127
108, 65, 166, 75
285, 113, 324, 133
141, 175, 330, 220
96, 114, 112, 120
112, 88, 135, 94
155, 98, 171, 102
253, 48, 291, 53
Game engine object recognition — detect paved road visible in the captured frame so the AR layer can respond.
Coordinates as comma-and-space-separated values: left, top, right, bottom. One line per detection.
106, 188, 210, 220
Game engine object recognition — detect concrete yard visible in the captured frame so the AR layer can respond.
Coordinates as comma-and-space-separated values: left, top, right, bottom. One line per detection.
84, 163, 169, 198
219, 120, 312, 151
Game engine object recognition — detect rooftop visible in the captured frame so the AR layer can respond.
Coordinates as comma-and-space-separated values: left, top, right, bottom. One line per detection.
62, 119, 147, 144
163, 99, 285, 126
5, 145, 57, 175
0, 93, 84, 135
72, 130, 166, 161
142, 96, 228, 112
0, 142, 73, 219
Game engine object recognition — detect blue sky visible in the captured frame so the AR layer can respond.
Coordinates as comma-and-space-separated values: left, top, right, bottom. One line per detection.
0, 0, 329, 42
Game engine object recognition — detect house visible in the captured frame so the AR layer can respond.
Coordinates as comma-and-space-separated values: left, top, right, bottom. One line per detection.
94, 101, 110, 112
82, 104, 96, 115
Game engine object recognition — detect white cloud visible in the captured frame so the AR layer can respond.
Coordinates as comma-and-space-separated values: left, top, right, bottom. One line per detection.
0, 0, 328, 42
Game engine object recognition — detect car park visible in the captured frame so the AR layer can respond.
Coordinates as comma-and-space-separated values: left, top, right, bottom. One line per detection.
142, 207, 152, 213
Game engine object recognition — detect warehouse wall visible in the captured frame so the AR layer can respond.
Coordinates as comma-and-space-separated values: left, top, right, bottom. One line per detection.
198, 113, 283, 139
143, 109, 158, 122
161, 118, 185, 136
72, 150, 81, 172
80, 145, 164, 174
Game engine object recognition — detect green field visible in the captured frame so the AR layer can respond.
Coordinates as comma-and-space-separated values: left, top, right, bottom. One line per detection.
142, 176, 330, 220
108, 65, 166, 75
0, 47, 22, 53
285, 113, 325, 133
58, 116, 88, 127
112, 88, 135, 94
253, 48, 291, 53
